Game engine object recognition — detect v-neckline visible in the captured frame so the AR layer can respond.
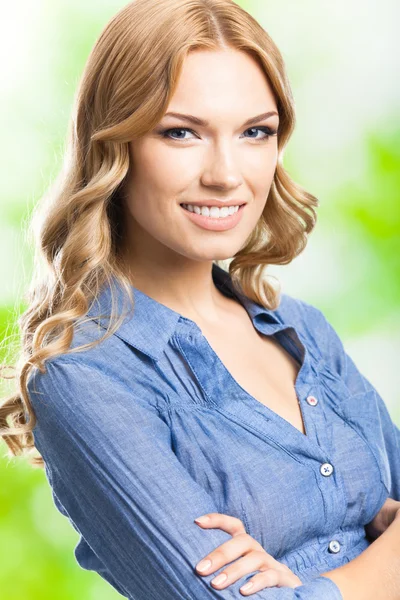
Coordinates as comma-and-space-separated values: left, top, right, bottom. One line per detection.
175, 317, 329, 460
200, 324, 310, 437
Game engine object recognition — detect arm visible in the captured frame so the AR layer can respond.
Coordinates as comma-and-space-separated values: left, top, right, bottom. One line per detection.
320, 512, 400, 600
28, 358, 343, 599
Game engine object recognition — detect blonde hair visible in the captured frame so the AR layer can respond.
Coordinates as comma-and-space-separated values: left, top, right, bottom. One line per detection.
0, 0, 318, 469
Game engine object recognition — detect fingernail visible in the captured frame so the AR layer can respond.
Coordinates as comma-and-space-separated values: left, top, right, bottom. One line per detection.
194, 516, 210, 524
196, 559, 212, 572
212, 573, 227, 586
240, 582, 254, 592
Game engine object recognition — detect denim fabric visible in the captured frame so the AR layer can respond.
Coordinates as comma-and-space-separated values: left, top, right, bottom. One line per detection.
28, 263, 400, 599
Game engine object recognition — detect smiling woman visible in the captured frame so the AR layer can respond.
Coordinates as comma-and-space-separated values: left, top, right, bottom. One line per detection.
118, 47, 285, 278
1, 1, 400, 599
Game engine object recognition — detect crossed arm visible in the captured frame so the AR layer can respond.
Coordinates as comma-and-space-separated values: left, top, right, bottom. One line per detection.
28, 344, 400, 599
29, 358, 343, 599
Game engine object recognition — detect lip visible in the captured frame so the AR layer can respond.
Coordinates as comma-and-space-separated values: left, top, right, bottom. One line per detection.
180, 203, 246, 232
180, 200, 247, 208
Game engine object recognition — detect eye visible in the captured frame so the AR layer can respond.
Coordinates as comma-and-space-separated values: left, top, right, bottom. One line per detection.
243, 126, 277, 141
159, 126, 278, 142
161, 127, 197, 141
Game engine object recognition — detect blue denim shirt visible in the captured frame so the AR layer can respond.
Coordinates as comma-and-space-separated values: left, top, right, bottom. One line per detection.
28, 263, 400, 599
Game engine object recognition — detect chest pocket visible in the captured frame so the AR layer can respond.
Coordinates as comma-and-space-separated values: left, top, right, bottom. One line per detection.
320, 363, 391, 503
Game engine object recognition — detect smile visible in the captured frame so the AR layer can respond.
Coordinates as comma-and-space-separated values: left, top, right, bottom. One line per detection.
179, 203, 246, 232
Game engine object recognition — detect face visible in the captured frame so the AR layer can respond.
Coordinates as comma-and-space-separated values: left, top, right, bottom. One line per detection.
121, 48, 279, 266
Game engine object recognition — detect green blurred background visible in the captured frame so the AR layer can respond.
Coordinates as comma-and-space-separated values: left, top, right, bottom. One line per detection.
0, 0, 399, 597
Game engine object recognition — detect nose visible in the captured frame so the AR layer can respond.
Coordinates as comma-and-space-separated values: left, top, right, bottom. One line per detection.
200, 140, 243, 191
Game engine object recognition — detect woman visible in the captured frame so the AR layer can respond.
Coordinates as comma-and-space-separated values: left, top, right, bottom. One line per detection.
1, 0, 400, 598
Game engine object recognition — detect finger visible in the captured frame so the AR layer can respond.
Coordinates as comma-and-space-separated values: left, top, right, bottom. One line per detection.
239, 569, 281, 595
195, 513, 263, 554
194, 513, 250, 575
240, 567, 302, 594
195, 532, 262, 575
194, 513, 246, 537
208, 550, 277, 591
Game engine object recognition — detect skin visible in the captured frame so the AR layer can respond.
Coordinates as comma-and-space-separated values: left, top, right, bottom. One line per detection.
118, 49, 400, 595
119, 47, 288, 594
194, 514, 302, 594
119, 47, 279, 328
364, 498, 400, 540
190, 500, 400, 595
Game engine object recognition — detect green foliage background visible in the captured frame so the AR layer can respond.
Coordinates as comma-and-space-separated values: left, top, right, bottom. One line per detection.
0, 0, 399, 597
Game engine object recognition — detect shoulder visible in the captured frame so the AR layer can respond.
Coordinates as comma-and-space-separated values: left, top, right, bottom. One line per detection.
277, 292, 327, 332
34, 312, 156, 390
27, 326, 162, 424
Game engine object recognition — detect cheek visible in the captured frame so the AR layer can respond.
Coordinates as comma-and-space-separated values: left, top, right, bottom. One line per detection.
129, 139, 189, 196
141, 142, 196, 189
251, 156, 277, 197
123, 162, 180, 229
245, 143, 277, 177
265, 142, 278, 170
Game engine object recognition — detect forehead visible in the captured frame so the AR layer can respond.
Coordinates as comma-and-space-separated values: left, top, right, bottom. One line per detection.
166, 49, 277, 117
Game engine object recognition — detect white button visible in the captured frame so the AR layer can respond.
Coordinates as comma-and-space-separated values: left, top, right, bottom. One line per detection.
320, 463, 334, 476
306, 395, 318, 406
328, 540, 341, 553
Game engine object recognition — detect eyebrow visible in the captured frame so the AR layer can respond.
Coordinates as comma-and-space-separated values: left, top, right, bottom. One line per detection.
162, 111, 279, 127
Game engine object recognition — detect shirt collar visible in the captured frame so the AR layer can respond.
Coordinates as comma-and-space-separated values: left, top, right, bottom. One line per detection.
86, 263, 281, 361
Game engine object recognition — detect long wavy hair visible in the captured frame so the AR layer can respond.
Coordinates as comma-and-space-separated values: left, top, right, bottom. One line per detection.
0, 0, 318, 468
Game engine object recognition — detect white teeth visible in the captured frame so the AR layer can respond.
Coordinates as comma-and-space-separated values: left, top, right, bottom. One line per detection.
181, 204, 241, 218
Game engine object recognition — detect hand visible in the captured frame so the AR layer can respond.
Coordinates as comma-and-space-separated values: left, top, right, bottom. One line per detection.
194, 513, 302, 595
365, 498, 400, 541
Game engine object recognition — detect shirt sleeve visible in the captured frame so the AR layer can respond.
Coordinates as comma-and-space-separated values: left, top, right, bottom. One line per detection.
306, 303, 400, 502
28, 357, 343, 600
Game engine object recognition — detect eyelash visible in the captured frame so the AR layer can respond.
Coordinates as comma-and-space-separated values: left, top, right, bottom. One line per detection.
160, 126, 278, 143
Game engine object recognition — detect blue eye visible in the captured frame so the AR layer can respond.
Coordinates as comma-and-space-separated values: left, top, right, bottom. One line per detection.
162, 128, 195, 140
160, 126, 277, 142
244, 127, 277, 140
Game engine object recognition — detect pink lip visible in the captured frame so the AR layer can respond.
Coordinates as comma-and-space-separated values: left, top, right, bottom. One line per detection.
180, 204, 246, 231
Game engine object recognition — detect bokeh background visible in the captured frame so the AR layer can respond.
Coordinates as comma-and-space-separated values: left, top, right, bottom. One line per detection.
1, 0, 399, 597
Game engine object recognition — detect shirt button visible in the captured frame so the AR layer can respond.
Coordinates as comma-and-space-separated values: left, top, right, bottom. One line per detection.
328, 540, 341, 553
320, 463, 334, 476
306, 395, 318, 406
